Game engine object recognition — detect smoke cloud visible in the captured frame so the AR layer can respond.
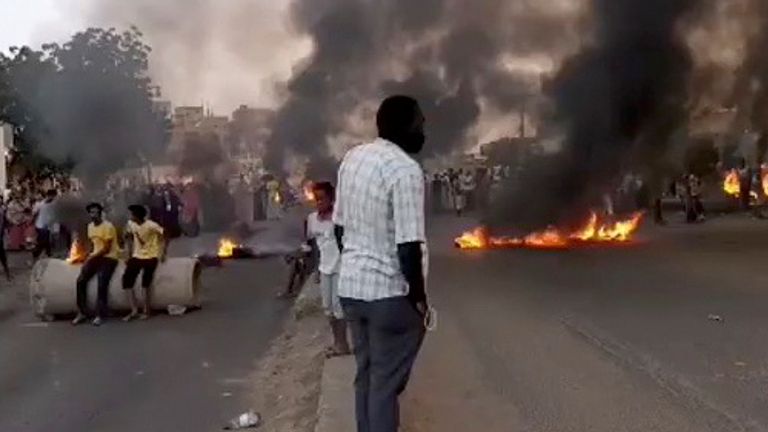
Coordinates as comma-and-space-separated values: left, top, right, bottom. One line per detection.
66, 0, 308, 114
64, 0, 585, 177
487, 0, 701, 232
264, 0, 586, 176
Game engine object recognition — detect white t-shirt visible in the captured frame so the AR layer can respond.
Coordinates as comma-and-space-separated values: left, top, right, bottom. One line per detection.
34, 199, 56, 230
307, 211, 340, 275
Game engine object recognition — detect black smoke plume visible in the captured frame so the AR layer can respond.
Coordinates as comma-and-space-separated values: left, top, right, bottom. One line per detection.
265, 0, 583, 175
487, 0, 700, 233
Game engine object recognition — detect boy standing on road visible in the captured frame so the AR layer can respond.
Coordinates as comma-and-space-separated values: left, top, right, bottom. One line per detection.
122, 204, 167, 321
72, 203, 120, 327
307, 182, 351, 358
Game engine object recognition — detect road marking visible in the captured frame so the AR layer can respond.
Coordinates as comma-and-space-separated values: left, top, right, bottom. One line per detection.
20, 322, 49, 328
218, 378, 249, 385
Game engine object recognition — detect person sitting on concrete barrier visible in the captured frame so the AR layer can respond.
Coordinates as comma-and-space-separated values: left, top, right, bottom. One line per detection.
307, 181, 351, 358
72, 202, 120, 327
122, 204, 167, 322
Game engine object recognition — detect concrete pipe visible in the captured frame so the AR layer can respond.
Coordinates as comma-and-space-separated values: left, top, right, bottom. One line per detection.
29, 258, 202, 318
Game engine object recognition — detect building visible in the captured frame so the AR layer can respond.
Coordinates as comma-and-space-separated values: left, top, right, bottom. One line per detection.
173, 106, 205, 129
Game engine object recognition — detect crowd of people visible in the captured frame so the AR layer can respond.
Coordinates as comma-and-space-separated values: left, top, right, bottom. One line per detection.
429, 165, 511, 216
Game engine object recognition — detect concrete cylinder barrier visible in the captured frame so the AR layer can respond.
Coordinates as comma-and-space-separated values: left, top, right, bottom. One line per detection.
29, 258, 202, 318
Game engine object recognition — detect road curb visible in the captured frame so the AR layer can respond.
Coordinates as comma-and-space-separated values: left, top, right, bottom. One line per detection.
314, 356, 355, 432
294, 280, 323, 320
292, 279, 356, 432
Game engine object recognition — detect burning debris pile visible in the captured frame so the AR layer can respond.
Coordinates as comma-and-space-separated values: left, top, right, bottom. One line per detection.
216, 238, 256, 260
66, 237, 88, 264
721, 168, 768, 201
723, 170, 742, 198
456, 211, 644, 250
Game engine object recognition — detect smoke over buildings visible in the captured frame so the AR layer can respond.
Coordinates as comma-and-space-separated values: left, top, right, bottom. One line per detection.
41, 0, 768, 228
74, 0, 584, 176
264, 0, 585, 175
487, 0, 701, 232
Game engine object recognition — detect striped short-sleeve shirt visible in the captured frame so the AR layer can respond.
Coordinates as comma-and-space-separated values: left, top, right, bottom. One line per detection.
333, 138, 426, 301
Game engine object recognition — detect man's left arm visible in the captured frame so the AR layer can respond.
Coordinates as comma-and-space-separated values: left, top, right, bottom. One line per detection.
332, 163, 346, 253
392, 166, 427, 314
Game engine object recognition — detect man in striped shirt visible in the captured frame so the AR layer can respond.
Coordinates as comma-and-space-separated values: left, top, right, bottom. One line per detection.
334, 95, 428, 432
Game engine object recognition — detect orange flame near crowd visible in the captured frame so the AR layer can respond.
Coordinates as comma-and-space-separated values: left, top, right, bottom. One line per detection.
66, 238, 88, 264
761, 165, 768, 197
218, 238, 238, 258
723, 170, 741, 198
455, 212, 644, 250
304, 185, 316, 202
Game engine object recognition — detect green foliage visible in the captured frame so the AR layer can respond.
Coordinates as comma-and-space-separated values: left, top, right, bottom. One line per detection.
0, 27, 169, 184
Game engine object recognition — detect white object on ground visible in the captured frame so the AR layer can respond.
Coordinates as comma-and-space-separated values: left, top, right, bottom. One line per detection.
223, 410, 261, 430
167, 304, 187, 316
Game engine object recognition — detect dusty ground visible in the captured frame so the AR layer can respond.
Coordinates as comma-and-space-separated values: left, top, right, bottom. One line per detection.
246, 303, 327, 432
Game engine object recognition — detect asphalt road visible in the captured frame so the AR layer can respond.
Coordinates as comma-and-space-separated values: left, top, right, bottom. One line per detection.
0, 222, 302, 432
405, 214, 768, 432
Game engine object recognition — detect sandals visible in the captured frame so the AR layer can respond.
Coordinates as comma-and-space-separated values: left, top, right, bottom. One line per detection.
123, 312, 140, 322
324, 346, 352, 359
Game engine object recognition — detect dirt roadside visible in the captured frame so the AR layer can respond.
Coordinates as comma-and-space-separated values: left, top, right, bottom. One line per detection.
244, 288, 328, 432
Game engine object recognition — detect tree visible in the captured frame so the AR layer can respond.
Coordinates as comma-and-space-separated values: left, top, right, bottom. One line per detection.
0, 27, 169, 186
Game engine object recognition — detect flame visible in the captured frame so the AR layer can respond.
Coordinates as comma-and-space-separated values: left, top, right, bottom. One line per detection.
455, 227, 489, 249
218, 238, 238, 258
723, 170, 741, 197
455, 211, 644, 250
304, 186, 316, 202
762, 165, 768, 197
524, 228, 568, 248
66, 238, 88, 264
274, 191, 282, 204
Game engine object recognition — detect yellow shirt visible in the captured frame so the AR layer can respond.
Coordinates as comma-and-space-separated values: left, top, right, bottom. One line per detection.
126, 220, 165, 259
88, 221, 120, 260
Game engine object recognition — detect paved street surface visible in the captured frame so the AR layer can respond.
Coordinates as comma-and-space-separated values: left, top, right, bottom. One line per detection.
405, 215, 768, 432
0, 217, 304, 432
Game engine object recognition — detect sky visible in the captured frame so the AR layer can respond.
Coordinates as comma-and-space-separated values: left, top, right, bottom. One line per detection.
0, 0, 308, 115
0, 0, 82, 49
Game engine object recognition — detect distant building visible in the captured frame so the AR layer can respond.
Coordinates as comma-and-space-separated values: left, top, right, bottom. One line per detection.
480, 137, 544, 167
173, 106, 205, 129
201, 115, 229, 144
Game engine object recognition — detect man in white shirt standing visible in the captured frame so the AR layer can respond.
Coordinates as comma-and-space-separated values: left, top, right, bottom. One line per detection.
334, 95, 428, 432
307, 181, 351, 357
32, 189, 57, 261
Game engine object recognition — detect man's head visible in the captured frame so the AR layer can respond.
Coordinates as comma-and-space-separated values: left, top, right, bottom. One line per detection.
377, 95, 426, 155
86, 202, 104, 223
312, 181, 335, 215
128, 204, 148, 223
45, 189, 57, 202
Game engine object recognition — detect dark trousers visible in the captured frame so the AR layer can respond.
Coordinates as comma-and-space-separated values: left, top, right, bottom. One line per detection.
341, 296, 425, 432
32, 228, 52, 259
76, 257, 118, 318
0, 234, 9, 276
